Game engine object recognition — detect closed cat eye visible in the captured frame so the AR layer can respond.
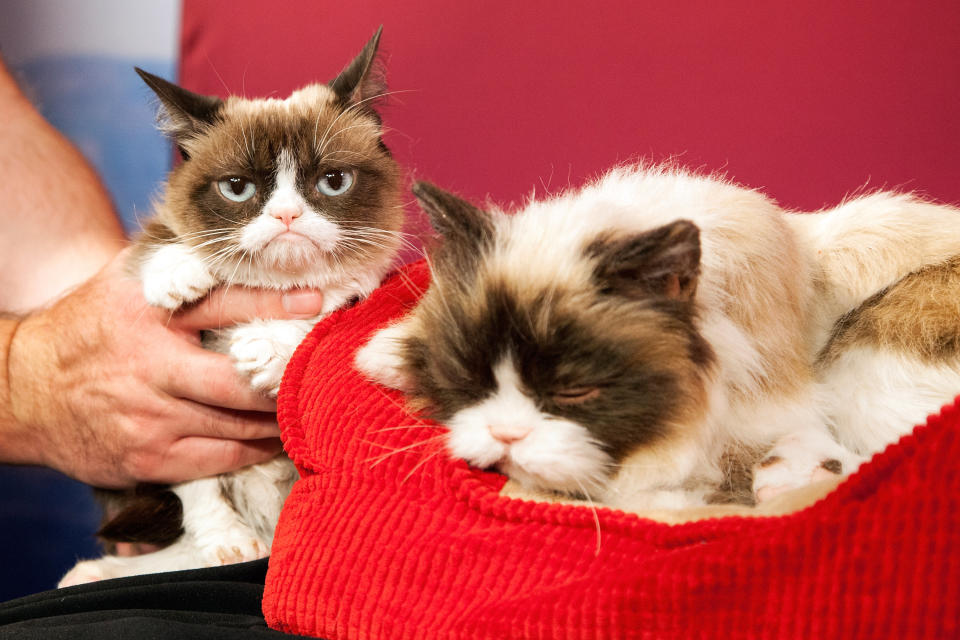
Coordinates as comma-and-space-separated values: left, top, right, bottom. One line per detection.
317, 168, 356, 196
217, 177, 257, 202
552, 387, 601, 405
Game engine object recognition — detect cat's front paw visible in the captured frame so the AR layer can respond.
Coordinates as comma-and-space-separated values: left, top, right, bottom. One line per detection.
140, 243, 218, 310
753, 431, 864, 503
58, 559, 109, 588
199, 533, 270, 566
228, 320, 312, 397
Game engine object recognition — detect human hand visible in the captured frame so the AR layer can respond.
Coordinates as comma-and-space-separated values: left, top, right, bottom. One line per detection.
3, 249, 323, 488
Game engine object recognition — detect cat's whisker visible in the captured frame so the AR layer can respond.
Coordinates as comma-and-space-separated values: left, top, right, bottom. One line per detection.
337, 237, 397, 253
574, 477, 603, 556
315, 88, 411, 157
192, 233, 241, 251
317, 123, 378, 159
317, 149, 372, 164
158, 227, 237, 241
212, 255, 249, 324
199, 204, 246, 227
131, 299, 156, 328
368, 385, 418, 415
316, 88, 414, 149
366, 423, 437, 434
199, 243, 244, 269
399, 447, 444, 485
394, 266, 429, 298
361, 435, 447, 467
239, 120, 253, 162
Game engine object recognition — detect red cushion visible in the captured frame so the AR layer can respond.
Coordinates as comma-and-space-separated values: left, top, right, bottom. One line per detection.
263, 260, 960, 639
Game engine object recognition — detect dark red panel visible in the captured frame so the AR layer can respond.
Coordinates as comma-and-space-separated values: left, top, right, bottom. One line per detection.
181, 1, 960, 214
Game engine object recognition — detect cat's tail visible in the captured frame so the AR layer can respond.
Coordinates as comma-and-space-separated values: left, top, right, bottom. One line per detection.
786, 192, 960, 342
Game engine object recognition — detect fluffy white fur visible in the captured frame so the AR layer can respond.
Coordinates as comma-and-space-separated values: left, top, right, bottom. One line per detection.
359, 165, 960, 513
820, 347, 960, 455
446, 359, 612, 496
141, 242, 219, 309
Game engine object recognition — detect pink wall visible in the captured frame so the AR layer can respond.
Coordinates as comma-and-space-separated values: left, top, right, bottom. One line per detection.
181, 1, 960, 217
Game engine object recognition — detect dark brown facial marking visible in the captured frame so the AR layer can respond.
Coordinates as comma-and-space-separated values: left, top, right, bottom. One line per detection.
402, 273, 712, 463
552, 387, 601, 406
820, 459, 843, 475
759, 455, 783, 468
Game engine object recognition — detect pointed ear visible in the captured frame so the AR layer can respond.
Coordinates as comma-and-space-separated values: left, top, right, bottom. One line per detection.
135, 67, 222, 159
329, 25, 386, 106
412, 181, 494, 249
588, 220, 701, 301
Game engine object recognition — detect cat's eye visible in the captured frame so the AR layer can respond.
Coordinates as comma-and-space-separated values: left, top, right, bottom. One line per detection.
317, 169, 355, 196
552, 387, 601, 406
217, 177, 256, 202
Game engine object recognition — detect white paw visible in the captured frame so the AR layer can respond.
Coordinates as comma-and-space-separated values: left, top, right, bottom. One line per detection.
753, 431, 864, 503
140, 243, 218, 310
228, 321, 310, 397
355, 320, 415, 390
199, 533, 270, 566
58, 559, 109, 588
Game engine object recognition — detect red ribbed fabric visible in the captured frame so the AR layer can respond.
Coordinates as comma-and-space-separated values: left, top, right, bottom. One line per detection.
263, 260, 960, 639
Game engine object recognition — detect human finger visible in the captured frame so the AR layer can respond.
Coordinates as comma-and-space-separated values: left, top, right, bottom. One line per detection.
148, 437, 284, 483
178, 401, 282, 441
173, 286, 324, 331
159, 345, 277, 413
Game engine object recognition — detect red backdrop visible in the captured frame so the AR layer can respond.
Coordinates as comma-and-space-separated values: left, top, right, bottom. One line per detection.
181, 0, 960, 226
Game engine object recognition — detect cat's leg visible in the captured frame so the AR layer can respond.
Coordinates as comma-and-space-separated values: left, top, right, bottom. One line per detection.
215, 456, 299, 547
220, 318, 317, 397
173, 477, 271, 567
735, 389, 864, 504
58, 538, 207, 588
139, 242, 218, 309
752, 428, 864, 503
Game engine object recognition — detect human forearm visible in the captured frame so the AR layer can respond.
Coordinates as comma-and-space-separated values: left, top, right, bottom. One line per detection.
0, 314, 42, 467
0, 58, 126, 312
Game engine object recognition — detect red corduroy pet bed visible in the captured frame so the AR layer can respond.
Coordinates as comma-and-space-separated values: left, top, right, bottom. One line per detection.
263, 260, 960, 639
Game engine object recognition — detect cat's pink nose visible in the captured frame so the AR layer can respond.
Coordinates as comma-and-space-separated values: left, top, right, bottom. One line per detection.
271, 207, 302, 228
488, 423, 532, 444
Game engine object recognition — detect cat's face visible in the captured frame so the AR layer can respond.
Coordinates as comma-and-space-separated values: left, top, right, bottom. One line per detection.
358, 182, 715, 496
138, 29, 402, 280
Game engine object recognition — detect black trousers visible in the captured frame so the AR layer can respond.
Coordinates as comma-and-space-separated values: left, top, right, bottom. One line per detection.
0, 559, 316, 639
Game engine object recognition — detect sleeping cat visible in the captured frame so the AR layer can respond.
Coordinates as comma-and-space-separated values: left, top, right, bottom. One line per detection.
60, 28, 404, 587
356, 167, 960, 513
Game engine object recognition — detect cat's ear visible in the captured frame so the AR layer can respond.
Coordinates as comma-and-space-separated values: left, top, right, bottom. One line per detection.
135, 67, 223, 159
412, 181, 494, 249
330, 25, 387, 107
589, 220, 701, 301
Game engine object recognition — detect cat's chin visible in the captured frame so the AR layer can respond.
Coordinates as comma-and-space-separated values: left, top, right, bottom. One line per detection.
496, 458, 604, 500
260, 235, 325, 272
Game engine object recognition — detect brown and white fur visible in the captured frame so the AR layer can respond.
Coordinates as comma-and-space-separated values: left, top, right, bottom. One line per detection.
60, 28, 404, 587
357, 167, 960, 516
